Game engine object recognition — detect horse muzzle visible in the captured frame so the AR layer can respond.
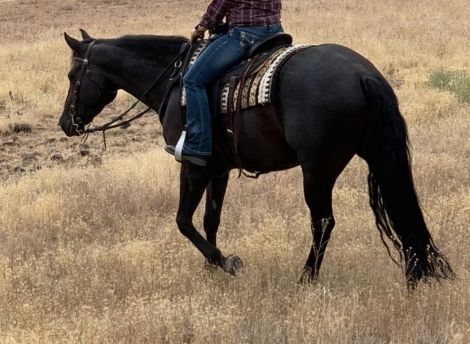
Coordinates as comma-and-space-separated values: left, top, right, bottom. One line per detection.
58, 115, 83, 137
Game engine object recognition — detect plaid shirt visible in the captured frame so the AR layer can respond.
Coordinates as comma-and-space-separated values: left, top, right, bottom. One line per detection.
200, 0, 282, 29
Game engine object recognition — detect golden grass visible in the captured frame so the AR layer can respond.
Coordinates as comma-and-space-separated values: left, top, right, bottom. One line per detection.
1, 0, 470, 342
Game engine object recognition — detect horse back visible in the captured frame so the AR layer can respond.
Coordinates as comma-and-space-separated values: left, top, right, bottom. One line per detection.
237, 44, 381, 172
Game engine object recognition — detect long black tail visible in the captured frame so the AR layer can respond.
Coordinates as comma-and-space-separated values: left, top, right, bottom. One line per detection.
359, 75, 454, 287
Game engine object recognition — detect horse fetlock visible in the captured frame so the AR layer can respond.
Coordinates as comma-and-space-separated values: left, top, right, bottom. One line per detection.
203, 259, 219, 274
298, 267, 318, 285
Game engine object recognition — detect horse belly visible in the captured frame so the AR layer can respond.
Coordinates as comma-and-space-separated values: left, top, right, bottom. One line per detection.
237, 104, 299, 173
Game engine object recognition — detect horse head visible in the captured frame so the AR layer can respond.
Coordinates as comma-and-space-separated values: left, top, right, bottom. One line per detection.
59, 30, 118, 136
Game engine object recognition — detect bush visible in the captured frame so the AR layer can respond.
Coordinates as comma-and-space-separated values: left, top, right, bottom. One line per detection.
427, 68, 470, 103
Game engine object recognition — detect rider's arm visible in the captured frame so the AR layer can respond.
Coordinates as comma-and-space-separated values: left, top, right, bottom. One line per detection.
199, 0, 233, 29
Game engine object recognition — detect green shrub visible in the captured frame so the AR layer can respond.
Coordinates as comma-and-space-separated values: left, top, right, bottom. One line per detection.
427, 68, 470, 103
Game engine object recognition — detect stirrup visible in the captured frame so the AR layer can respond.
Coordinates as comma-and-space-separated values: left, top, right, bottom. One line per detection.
174, 125, 187, 162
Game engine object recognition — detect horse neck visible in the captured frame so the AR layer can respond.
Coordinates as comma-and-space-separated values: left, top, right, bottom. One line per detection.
97, 35, 187, 111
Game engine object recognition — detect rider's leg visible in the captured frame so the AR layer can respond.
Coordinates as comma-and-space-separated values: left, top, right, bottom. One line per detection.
169, 24, 284, 161
182, 34, 243, 157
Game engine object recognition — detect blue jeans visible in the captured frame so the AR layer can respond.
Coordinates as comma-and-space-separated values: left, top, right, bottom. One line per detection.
182, 23, 284, 156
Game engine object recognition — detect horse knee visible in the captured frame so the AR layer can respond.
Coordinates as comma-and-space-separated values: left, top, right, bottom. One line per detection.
175, 215, 193, 238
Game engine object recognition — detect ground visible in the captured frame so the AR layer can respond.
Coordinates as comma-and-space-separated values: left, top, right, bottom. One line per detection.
0, 0, 173, 181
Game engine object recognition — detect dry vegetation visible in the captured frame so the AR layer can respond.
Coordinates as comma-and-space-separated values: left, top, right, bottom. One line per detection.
0, 0, 469, 342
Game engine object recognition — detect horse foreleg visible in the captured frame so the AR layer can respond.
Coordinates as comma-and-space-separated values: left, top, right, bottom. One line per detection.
176, 165, 242, 275
202, 174, 230, 271
203, 174, 229, 247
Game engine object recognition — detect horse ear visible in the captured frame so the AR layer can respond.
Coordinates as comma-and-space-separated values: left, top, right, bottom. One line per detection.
64, 32, 84, 53
79, 29, 93, 40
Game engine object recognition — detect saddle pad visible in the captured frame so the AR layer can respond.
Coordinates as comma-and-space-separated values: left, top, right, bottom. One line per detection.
220, 44, 310, 113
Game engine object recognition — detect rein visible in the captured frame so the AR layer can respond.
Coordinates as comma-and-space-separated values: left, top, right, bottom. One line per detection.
71, 40, 191, 147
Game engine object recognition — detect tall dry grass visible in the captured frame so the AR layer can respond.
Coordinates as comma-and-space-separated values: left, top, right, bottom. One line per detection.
1, 0, 470, 342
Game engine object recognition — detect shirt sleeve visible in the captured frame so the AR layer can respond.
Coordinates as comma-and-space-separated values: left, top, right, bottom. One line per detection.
200, 0, 233, 29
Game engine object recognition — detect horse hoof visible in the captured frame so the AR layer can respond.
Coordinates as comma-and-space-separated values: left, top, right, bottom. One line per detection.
224, 254, 243, 276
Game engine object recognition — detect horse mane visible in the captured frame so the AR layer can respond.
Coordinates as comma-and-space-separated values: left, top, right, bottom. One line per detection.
70, 34, 188, 63
106, 34, 185, 46
100, 34, 187, 53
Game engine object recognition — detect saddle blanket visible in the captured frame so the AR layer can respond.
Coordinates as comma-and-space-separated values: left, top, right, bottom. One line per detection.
181, 41, 310, 114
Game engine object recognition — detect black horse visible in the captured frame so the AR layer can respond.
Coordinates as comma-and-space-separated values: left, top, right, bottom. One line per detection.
59, 30, 454, 288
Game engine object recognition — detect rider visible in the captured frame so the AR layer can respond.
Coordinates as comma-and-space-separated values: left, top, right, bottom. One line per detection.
165, 0, 284, 166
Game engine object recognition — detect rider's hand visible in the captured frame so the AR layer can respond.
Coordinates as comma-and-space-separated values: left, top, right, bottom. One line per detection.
190, 25, 206, 44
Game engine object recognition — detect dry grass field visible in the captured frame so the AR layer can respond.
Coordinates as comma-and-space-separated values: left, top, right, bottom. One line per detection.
1, 0, 470, 342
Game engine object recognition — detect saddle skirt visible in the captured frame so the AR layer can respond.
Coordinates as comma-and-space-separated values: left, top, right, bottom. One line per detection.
180, 40, 311, 114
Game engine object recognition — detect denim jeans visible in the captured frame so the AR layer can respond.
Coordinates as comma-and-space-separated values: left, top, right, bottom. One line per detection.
182, 23, 284, 156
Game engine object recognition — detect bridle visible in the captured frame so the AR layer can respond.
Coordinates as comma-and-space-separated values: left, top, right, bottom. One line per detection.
68, 39, 191, 144
69, 40, 118, 135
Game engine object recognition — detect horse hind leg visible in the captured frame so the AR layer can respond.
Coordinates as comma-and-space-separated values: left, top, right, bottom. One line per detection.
298, 168, 337, 284
300, 217, 336, 284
